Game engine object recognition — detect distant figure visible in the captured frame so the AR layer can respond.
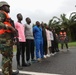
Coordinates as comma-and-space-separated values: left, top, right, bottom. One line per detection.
33, 21, 43, 62
59, 28, 69, 51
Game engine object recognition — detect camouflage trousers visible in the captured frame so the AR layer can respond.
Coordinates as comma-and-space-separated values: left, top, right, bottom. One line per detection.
0, 33, 13, 75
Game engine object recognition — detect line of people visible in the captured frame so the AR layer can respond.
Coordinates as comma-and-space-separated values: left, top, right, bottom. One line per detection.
14, 13, 60, 70
33, 22, 60, 61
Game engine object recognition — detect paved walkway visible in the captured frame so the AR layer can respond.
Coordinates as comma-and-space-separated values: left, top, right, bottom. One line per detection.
0, 47, 76, 75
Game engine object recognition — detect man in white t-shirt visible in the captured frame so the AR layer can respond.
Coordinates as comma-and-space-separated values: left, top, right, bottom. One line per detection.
25, 17, 35, 64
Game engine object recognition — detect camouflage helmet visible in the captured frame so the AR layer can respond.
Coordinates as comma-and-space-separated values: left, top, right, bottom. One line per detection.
0, 1, 10, 8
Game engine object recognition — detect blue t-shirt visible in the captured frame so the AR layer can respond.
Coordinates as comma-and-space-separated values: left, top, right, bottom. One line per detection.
33, 25, 43, 40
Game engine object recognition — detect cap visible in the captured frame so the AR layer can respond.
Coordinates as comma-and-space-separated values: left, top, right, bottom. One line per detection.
0, 1, 10, 8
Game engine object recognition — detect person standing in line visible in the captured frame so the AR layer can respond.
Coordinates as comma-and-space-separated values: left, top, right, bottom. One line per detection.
25, 17, 35, 64
56, 33, 60, 52
0, 1, 19, 75
50, 28, 59, 56
33, 21, 44, 62
45, 26, 51, 57
41, 23, 47, 58
15, 13, 30, 70
59, 28, 69, 51
53, 29, 59, 52
49, 28, 55, 55
51, 28, 59, 55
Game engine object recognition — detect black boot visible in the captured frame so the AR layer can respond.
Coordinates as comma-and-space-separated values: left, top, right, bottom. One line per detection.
17, 65, 23, 70
12, 70, 19, 75
17, 60, 23, 70
22, 62, 31, 67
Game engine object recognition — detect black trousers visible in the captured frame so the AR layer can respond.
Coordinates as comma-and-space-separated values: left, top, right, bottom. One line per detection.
51, 40, 56, 53
16, 38, 26, 65
61, 43, 68, 49
55, 41, 59, 52
43, 39, 47, 55
26, 39, 34, 61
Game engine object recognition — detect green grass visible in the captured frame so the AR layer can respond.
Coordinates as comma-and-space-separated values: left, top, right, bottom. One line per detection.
68, 42, 76, 47
0, 42, 76, 53
13, 42, 76, 52
59, 41, 76, 48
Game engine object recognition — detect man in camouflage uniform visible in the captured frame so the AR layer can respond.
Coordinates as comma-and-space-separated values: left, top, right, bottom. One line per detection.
0, 15, 13, 75
0, 1, 19, 75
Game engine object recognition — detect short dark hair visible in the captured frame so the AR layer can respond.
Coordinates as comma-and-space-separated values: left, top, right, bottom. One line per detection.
17, 13, 21, 17
26, 17, 29, 21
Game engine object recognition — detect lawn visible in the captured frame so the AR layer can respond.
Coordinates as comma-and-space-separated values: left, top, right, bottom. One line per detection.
13, 42, 76, 51
68, 42, 76, 47
0, 42, 76, 53
59, 41, 76, 48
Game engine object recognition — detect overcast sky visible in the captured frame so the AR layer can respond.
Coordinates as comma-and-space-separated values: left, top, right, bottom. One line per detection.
1, 0, 76, 24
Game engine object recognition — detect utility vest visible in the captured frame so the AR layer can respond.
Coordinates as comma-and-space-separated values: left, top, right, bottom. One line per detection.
0, 10, 12, 34
60, 31, 66, 40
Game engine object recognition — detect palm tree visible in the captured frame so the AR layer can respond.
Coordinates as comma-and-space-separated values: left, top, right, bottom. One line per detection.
59, 13, 73, 41
60, 13, 76, 41
69, 12, 76, 25
48, 13, 76, 41
48, 16, 61, 29
69, 12, 76, 41
60, 14, 69, 28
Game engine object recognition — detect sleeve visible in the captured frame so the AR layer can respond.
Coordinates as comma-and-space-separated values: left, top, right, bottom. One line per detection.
0, 12, 7, 29
0, 22, 7, 29
14, 23, 19, 37
15, 22, 18, 29
9, 18, 15, 28
33, 26, 36, 37
33, 26, 36, 33
25, 24, 27, 28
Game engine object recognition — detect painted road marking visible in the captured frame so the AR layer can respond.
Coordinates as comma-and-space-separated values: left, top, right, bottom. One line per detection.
0, 69, 61, 75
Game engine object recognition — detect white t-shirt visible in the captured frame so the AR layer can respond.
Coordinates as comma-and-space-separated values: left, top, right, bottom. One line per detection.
25, 24, 34, 39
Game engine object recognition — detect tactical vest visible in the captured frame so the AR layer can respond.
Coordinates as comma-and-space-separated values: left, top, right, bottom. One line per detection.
0, 10, 11, 34
60, 31, 66, 40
